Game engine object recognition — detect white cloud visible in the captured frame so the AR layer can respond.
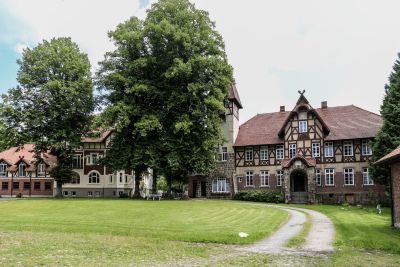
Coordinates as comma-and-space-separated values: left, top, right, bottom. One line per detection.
14, 42, 28, 54
3, 0, 400, 122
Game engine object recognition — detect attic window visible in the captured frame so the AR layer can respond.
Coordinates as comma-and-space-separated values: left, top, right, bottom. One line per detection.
18, 162, 26, 177
37, 163, 46, 177
299, 120, 308, 133
0, 163, 6, 177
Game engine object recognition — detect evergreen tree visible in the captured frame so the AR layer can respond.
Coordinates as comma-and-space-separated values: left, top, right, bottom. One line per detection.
1, 37, 95, 197
371, 53, 400, 187
96, 0, 233, 194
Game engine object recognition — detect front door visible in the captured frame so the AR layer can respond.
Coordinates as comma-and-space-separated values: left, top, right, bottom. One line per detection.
291, 171, 307, 192
201, 182, 206, 197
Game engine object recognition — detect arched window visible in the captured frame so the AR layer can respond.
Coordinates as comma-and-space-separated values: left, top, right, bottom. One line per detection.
88, 172, 100, 184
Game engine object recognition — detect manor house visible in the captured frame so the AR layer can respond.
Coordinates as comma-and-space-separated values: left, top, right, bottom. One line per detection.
188, 87, 386, 204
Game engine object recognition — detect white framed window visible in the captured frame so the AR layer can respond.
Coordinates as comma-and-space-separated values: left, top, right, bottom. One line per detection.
324, 142, 334, 157
343, 141, 353, 156
276, 145, 284, 160
71, 191, 77, 197
315, 169, 321, 186
299, 120, 308, 133
221, 147, 228, 161
125, 175, 128, 183
91, 154, 98, 165
245, 147, 253, 161
260, 170, 269, 187
88, 172, 100, 184
276, 170, 283, 186
109, 175, 113, 183
260, 146, 268, 161
87, 191, 93, 197
312, 143, 320, 158
325, 169, 335, 186
63, 191, 69, 196
362, 140, 372, 156
0, 163, 7, 177
119, 173, 123, 183
245, 171, 254, 187
212, 177, 230, 193
72, 155, 82, 169
363, 168, 373, 185
18, 162, 26, 177
344, 168, 354, 185
37, 163, 46, 177
289, 144, 296, 158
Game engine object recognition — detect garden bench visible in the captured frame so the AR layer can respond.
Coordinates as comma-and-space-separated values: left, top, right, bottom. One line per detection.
146, 194, 162, 201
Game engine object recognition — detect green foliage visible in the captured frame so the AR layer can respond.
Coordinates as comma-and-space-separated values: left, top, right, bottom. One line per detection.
234, 190, 284, 203
371, 53, 400, 186
96, 0, 233, 183
1, 37, 95, 194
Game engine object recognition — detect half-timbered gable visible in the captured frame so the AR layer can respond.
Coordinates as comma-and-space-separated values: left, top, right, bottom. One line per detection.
233, 92, 386, 204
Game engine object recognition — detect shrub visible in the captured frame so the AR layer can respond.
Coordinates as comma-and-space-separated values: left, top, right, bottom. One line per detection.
119, 193, 129, 198
16, 193, 23, 198
234, 190, 284, 203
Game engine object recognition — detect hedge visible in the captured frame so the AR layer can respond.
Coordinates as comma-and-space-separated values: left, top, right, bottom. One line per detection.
234, 189, 284, 203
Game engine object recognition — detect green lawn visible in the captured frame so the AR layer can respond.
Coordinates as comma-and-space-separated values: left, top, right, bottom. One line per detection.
0, 199, 287, 266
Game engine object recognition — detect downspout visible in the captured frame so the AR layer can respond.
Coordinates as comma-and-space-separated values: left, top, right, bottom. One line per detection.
11, 172, 13, 197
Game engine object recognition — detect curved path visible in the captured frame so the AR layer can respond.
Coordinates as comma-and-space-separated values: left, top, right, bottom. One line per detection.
242, 204, 335, 254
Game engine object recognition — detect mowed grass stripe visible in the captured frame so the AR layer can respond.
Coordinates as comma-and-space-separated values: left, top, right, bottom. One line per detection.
0, 199, 287, 244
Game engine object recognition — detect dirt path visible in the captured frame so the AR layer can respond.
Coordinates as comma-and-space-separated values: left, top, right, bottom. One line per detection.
241, 204, 335, 254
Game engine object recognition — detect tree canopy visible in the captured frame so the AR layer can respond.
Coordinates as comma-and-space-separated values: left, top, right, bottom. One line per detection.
1, 37, 95, 197
371, 53, 400, 187
96, 0, 233, 192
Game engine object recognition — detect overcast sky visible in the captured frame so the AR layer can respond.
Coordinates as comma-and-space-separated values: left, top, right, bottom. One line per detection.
1, 0, 400, 123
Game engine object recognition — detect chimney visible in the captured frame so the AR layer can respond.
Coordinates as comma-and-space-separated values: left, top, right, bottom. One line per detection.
321, 101, 327, 109
280, 106, 285, 112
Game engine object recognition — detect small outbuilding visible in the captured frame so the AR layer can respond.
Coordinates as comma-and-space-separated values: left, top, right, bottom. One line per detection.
376, 147, 400, 228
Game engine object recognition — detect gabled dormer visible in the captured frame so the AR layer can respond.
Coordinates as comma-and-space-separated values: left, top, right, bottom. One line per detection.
278, 91, 330, 141
0, 159, 11, 177
14, 157, 29, 177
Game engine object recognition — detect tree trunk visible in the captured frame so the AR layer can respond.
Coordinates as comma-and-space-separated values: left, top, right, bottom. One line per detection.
167, 173, 172, 197
55, 180, 63, 198
152, 169, 157, 194
132, 168, 141, 198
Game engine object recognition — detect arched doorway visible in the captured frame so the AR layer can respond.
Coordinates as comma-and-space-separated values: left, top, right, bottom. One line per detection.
290, 169, 308, 203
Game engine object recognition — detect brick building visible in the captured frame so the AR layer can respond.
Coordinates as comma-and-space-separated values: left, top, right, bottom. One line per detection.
0, 144, 56, 197
376, 147, 400, 227
189, 87, 387, 204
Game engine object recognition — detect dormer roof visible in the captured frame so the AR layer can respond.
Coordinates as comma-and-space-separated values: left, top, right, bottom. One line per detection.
282, 153, 316, 168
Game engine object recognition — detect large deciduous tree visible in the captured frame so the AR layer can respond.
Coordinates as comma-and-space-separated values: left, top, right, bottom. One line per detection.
371, 53, 400, 187
1, 37, 95, 197
96, 0, 233, 194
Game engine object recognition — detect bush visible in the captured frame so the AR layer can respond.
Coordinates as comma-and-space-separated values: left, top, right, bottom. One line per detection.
16, 193, 23, 198
234, 190, 284, 203
119, 193, 129, 198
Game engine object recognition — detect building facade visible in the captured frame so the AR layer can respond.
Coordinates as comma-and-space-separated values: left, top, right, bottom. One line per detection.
189, 88, 387, 204
0, 144, 56, 197
236, 92, 386, 204
63, 131, 153, 198
187, 85, 242, 198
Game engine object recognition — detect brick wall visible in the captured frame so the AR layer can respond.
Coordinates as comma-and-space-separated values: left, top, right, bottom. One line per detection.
0, 178, 54, 196
391, 162, 400, 228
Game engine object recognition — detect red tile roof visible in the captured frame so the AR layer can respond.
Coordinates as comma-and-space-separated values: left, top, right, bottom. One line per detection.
0, 144, 57, 171
83, 130, 112, 143
234, 105, 382, 146
375, 147, 400, 165
282, 154, 316, 168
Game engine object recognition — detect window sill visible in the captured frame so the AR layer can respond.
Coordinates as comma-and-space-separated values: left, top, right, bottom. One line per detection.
260, 185, 270, 188
343, 184, 355, 186
363, 184, 374, 186
324, 185, 335, 187
244, 186, 255, 188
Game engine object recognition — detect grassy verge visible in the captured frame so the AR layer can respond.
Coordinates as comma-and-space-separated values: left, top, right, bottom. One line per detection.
286, 211, 312, 248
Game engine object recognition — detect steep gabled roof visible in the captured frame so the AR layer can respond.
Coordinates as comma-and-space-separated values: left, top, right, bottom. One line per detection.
0, 144, 57, 172
228, 84, 243, 109
83, 130, 112, 143
375, 147, 400, 165
234, 105, 382, 147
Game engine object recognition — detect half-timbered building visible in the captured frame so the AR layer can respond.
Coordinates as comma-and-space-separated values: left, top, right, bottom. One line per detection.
0, 144, 56, 197
234, 92, 386, 204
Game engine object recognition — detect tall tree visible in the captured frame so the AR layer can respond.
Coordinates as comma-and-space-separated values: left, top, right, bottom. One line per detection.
96, 0, 233, 192
371, 53, 400, 187
1, 37, 95, 197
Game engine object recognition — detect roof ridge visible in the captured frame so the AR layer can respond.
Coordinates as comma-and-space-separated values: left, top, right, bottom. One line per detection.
350, 104, 381, 117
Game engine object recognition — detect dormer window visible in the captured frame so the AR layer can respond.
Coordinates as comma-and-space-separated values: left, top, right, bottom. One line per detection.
37, 163, 46, 177
0, 163, 6, 177
18, 162, 26, 177
299, 120, 308, 133
245, 147, 253, 161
